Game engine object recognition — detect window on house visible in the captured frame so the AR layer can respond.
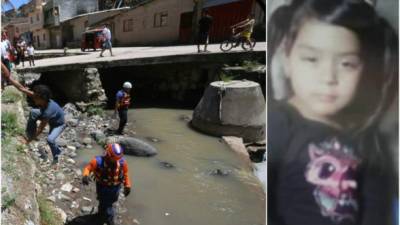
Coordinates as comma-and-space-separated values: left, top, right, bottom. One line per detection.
36, 13, 40, 21
154, 12, 168, 27
16, 27, 19, 33
123, 19, 133, 32
43, 33, 46, 41
53, 7, 59, 16
30, 17, 33, 24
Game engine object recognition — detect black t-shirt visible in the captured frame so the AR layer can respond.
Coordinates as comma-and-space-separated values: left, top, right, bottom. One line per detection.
199, 15, 213, 33
268, 102, 394, 225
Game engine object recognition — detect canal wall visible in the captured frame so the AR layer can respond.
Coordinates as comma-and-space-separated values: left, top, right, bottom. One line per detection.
28, 59, 265, 109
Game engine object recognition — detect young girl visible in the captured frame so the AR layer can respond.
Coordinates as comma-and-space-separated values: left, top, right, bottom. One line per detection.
268, 1, 398, 225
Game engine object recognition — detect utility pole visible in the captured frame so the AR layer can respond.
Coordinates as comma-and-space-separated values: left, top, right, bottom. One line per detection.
191, 0, 204, 43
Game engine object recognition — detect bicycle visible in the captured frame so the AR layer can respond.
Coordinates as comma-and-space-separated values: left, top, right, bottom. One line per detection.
220, 29, 256, 52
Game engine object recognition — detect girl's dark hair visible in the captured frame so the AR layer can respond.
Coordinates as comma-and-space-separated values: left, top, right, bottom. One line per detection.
32, 84, 52, 102
284, 0, 398, 134
267, 1, 305, 100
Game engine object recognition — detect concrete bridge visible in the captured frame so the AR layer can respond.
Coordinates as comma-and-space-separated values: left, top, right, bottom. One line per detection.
16, 43, 266, 73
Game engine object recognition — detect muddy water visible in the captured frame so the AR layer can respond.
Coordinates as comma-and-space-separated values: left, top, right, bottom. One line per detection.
77, 108, 265, 225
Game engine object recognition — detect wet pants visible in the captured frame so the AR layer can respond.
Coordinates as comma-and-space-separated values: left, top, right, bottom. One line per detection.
117, 108, 128, 133
96, 182, 121, 225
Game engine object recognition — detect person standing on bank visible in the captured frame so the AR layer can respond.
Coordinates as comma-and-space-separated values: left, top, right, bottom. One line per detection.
115, 82, 132, 135
100, 24, 113, 57
197, 9, 213, 53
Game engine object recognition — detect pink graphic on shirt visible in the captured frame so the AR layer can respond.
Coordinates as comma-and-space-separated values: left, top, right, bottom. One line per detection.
305, 138, 359, 222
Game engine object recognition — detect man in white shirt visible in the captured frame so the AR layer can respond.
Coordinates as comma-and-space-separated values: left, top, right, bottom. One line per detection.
100, 24, 113, 57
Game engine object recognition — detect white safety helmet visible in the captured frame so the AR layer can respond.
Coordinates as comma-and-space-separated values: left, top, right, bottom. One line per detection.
123, 81, 132, 89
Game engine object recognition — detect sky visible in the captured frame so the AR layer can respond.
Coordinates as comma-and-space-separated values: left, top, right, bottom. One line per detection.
2, 0, 31, 12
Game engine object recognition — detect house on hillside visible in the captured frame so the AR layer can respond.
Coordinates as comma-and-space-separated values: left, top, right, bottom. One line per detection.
60, 7, 130, 48
3, 17, 30, 45
43, 0, 99, 48
27, 0, 51, 49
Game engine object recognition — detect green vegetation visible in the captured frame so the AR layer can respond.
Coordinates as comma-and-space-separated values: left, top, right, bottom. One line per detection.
2, 89, 22, 104
38, 196, 63, 225
241, 60, 262, 70
219, 72, 237, 82
1, 193, 15, 212
86, 105, 105, 116
1, 112, 23, 138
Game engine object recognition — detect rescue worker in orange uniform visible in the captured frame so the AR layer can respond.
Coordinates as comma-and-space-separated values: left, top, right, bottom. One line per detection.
115, 81, 132, 135
82, 143, 131, 225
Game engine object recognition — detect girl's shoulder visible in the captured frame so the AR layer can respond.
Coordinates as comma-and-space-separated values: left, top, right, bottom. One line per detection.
268, 101, 300, 129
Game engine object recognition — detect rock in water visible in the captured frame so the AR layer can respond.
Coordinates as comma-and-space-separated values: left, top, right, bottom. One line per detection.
159, 161, 174, 169
210, 168, 231, 177
119, 137, 158, 157
91, 130, 106, 144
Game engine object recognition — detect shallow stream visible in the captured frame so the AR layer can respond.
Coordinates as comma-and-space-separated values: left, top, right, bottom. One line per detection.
76, 108, 265, 225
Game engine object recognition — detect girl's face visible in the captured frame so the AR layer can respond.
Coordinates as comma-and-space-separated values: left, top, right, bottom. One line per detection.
285, 19, 363, 123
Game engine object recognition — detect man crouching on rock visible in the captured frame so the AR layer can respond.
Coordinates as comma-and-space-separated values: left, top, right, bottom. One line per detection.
20, 84, 65, 168
82, 143, 131, 225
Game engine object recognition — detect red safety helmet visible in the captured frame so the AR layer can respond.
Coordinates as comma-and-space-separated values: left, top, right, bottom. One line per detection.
105, 143, 124, 161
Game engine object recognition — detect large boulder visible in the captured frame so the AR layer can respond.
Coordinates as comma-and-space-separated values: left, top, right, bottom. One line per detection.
192, 80, 265, 142
118, 137, 158, 157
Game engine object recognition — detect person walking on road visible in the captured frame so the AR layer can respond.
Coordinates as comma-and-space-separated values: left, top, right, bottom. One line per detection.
197, 10, 213, 53
115, 82, 132, 135
100, 24, 113, 57
82, 143, 131, 225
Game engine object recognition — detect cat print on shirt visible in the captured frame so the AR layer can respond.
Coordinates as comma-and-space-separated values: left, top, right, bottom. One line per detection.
305, 138, 359, 223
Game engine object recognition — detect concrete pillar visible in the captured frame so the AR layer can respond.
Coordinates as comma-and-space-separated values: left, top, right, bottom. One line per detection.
192, 80, 265, 142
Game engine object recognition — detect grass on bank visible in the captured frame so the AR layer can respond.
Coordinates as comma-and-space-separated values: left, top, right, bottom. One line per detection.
2, 90, 22, 104
1, 112, 24, 138
1, 192, 16, 212
86, 105, 105, 117
38, 196, 63, 225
